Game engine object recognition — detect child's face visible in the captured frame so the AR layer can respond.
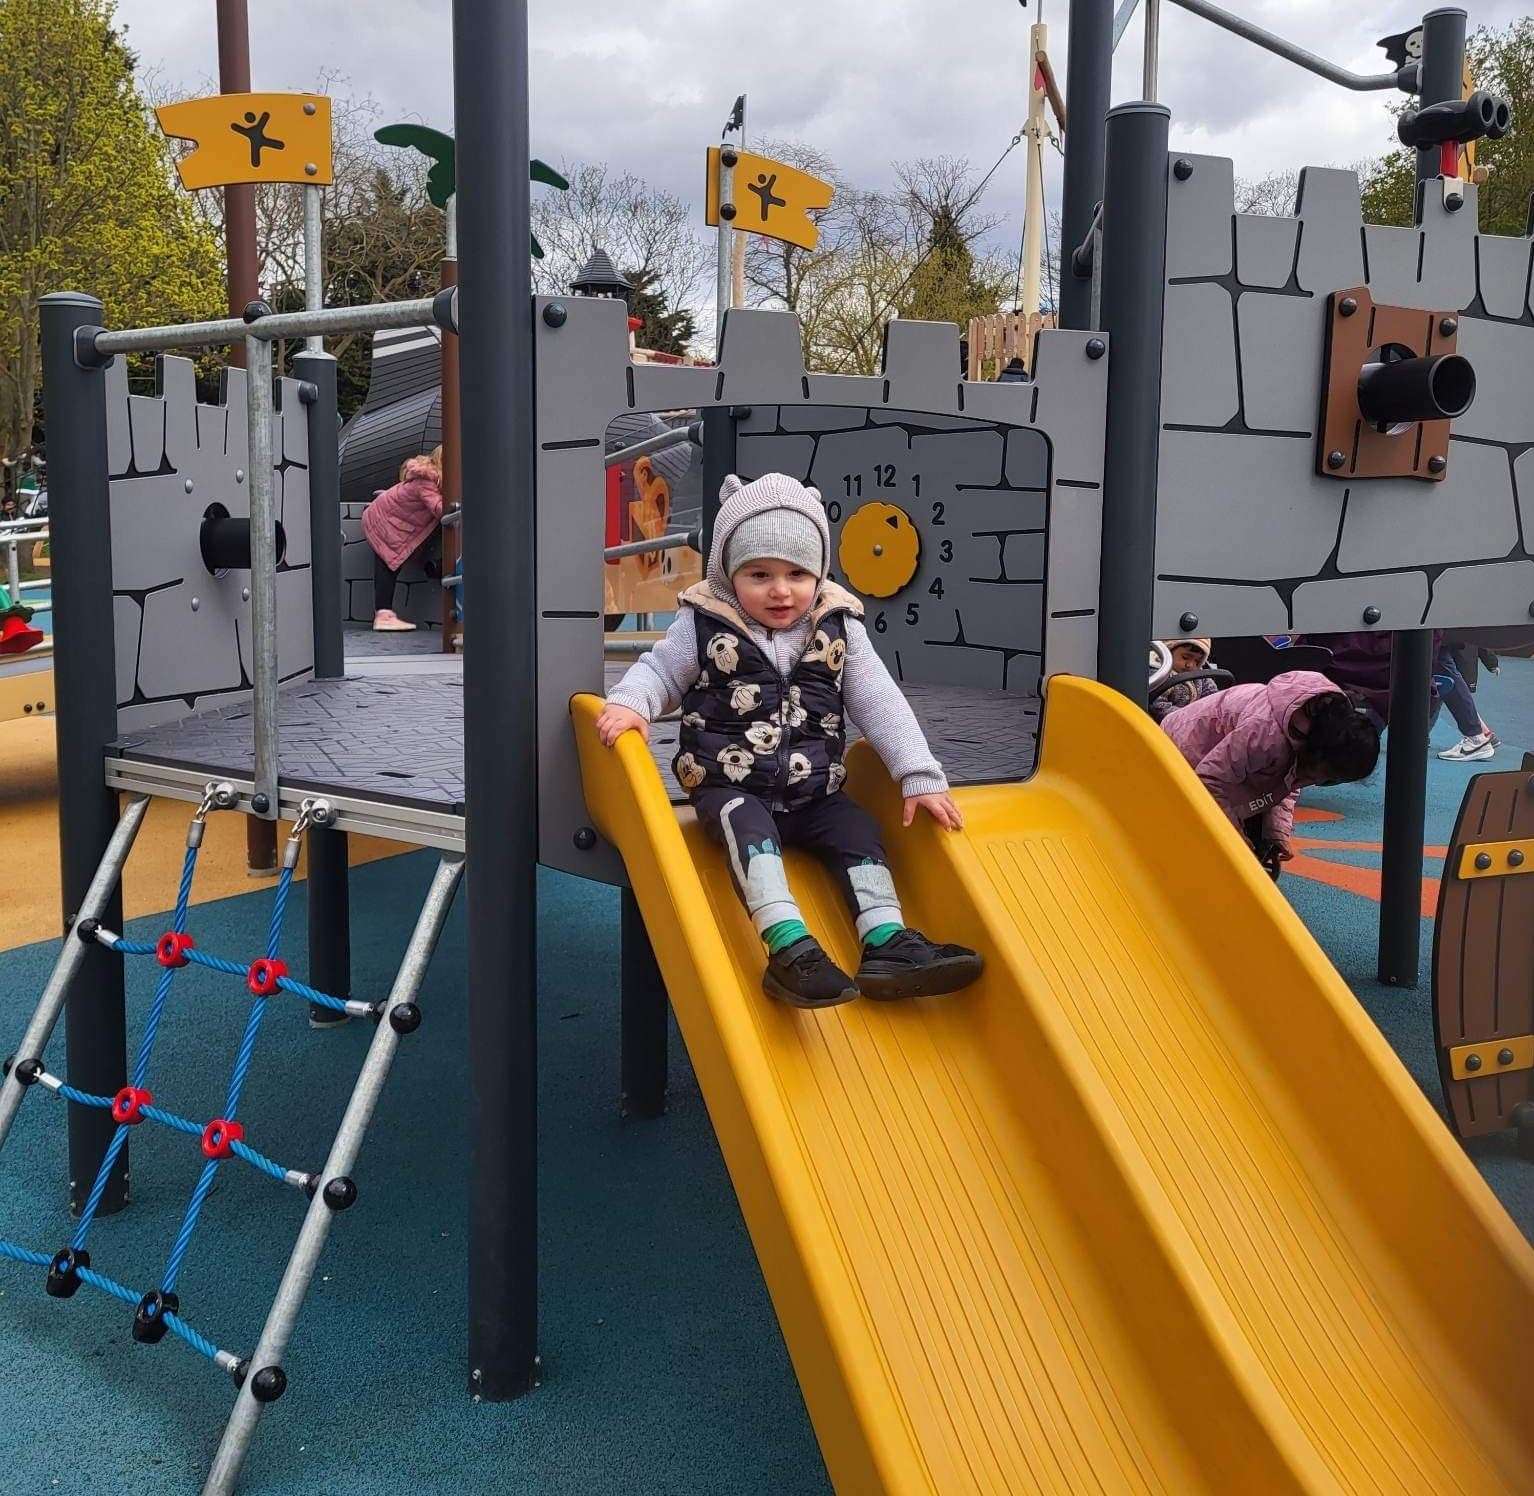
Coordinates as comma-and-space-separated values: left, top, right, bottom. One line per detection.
732, 558, 817, 630
1171, 643, 1206, 673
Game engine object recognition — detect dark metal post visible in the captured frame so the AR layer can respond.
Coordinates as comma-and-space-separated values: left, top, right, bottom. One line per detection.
1095, 102, 1170, 705
1060, 0, 1114, 330
1378, 7, 1465, 987
699, 407, 736, 559
40, 293, 129, 1216
440, 225, 462, 652
620, 891, 667, 1118
295, 350, 351, 1018
454, 0, 539, 1398
216, 0, 275, 876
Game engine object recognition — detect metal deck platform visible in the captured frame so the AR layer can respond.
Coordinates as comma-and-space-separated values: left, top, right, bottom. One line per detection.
106, 669, 1040, 856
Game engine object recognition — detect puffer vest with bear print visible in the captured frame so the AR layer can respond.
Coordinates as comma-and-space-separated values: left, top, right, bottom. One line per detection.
672, 581, 862, 810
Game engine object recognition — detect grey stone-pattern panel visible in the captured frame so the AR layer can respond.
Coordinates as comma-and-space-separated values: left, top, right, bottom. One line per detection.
535, 299, 1106, 881
107, 353, 313, 731
1156, 152, 1534, 636
1289, 573, 1429, 632
1234, 212, 1298, 289
1162, 282, 1238, 428
1426, 561, 1534, 624
1338, 440, 1516, 571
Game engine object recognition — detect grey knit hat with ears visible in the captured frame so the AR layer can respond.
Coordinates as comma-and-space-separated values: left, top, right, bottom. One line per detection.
711, 472, 830, 585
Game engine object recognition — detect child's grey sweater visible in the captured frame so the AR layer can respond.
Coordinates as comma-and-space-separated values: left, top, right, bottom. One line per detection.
607, 606, 948, 799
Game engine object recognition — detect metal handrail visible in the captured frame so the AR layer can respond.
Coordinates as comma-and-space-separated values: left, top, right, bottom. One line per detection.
1164, 0, 1412, 93
605, 421, 703, 470
603, 530, 699, 562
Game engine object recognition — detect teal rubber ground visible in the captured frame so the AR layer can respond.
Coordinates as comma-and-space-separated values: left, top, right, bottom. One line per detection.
0, 658, 1529, 1493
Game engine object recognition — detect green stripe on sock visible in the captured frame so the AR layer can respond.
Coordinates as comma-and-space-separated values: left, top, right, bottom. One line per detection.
763, 919, 809, 955
863, 922, 903, 949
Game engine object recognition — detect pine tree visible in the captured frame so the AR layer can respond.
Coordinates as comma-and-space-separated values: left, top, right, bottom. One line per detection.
0, 0, 223, 480
625, 265, 695, 355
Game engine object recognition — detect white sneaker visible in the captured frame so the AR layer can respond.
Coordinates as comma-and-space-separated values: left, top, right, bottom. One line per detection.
1439, 733, 1496, 761
372, 609, 417, 632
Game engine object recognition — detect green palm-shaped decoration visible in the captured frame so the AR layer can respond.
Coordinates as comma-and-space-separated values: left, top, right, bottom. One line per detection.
374, 124, 568, 257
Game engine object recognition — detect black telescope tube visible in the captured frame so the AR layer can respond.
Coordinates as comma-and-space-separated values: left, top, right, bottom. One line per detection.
1357, 352, 1475, 426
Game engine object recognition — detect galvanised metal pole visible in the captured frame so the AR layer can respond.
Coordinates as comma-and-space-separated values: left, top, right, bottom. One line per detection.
294, 349, 350, 1020
39, 292, 132, 1215
440, 195, 461, 652
1060, 0, 1113, 330
454, 0, 540, 1398
1095, 103, 1170, 706
244, 333, 280, 821
302, 184, 324, 353
1378, 7, 1464, 988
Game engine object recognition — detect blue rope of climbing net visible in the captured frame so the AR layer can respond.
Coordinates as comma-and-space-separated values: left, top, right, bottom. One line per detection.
0, 811, 362, 1378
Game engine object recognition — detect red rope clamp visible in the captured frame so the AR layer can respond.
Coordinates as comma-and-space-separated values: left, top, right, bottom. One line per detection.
111, 1086, 153, 1125
201, 1118, 245, 1160
246, 957, 288, 997
156, 931, 195, 968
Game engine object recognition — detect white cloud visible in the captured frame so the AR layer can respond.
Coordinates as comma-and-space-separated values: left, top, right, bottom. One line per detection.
115, 0, 1527, 317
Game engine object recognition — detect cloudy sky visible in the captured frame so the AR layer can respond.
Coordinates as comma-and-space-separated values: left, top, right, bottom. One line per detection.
116, 0, 1525, 309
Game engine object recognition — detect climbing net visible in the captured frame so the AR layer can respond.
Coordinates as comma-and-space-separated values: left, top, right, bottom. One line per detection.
0, 786, 411, 1402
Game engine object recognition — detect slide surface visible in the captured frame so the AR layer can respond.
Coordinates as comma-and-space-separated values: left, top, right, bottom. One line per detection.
572, 680, 1534, 1494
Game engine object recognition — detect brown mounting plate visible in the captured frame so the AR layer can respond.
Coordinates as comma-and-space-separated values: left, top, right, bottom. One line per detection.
1432, 766, 1534, 1138
1316, 286, 1457, 482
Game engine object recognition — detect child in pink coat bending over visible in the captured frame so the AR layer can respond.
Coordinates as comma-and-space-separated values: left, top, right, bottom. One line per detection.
1160, 670, 1380, 870
361, 447, 444, 631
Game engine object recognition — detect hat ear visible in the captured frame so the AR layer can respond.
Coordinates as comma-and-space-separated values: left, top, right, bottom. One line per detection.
719, 473, 745, 501
804, 484, 822, 504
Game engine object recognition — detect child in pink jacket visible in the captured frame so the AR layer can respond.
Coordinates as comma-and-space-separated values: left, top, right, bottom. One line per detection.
361, 448, 444, 631
1160, 670, 1380, 866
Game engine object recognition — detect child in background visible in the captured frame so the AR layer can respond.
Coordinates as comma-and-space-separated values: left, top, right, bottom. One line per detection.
1433, 641, 1499, 761
361, 447, 444, 631
1149, 635, 1220, 724
598, 472, 984, 1009
1160, 670, 1380, 868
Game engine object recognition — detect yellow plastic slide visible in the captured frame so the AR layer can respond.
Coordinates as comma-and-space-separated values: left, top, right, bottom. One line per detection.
571, 680, 1534, 1494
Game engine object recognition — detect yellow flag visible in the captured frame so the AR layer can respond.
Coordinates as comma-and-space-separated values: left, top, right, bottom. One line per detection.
706, 147, 834, 251
156, 93, 333, 190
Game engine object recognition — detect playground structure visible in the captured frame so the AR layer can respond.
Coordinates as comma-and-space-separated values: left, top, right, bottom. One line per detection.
0, 2, 1532, 1493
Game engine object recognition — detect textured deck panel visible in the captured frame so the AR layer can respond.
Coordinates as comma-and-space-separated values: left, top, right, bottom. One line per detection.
112, 675, 465, 812
341, 621, 447, 658
572, 681, 1534, 1494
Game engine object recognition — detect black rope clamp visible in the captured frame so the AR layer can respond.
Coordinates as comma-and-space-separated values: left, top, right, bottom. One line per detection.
133, 1287, 180, 1344
45, 1246, 90, 1299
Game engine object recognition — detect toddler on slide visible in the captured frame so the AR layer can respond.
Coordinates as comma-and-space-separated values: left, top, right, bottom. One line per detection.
598, 472, 983, 1009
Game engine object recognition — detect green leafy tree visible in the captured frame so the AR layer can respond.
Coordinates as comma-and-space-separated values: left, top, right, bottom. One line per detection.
0, 0, 222, 485
625, 264, 695, 355
1361, 19, 1534, 232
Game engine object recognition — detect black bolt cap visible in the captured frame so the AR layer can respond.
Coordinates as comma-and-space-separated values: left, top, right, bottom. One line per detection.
1327, 450, 1346, 470
1445, 193, 1464, 213
133, 1288, 180, 1344
1439, 316, 1458, 337
45, 1246, 90, 1299
1475, 852, 1492, 869
1085, 337, 1106, 360
251, 1366, 288, 1403
1173, 158, 1194, 180
572, 827, 596, 851
12, 1058, 41, 1087
75, 917, 100, 945
1179, 612, 1198, 633
542, 302, 568, 328
242, 299, 272, 323
1362, 606, 1381, 625
1510, 849, 1526, 867
1464, 1052, 1483, 1071
1428, 454, 1447, 475
720, 202, 737, 222
1339, 296, 1358, 317
1498, 1048, 1516, 1066
251, 793, 271, 814
322, 1176, 358, 1212
389, 1002, 422, 1035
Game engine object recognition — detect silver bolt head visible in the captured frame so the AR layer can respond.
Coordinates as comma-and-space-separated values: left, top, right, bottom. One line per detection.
872, 544, 884, 557
190, 596, 200, 611
305, 163, 318, 176
184, 478, 195, 492
241, 587, 251, 602
236, 469, 246, 483
303, 101, 317, 116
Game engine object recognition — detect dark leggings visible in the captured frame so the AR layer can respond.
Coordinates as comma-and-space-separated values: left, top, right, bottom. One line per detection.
373, 552, 401, 613
692, 788, 903, 941
1431, 644, 1482, 737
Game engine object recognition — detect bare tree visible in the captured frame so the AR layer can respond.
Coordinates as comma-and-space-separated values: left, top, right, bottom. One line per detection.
1234, 169, 1300, 217
531, 162, 710, 340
